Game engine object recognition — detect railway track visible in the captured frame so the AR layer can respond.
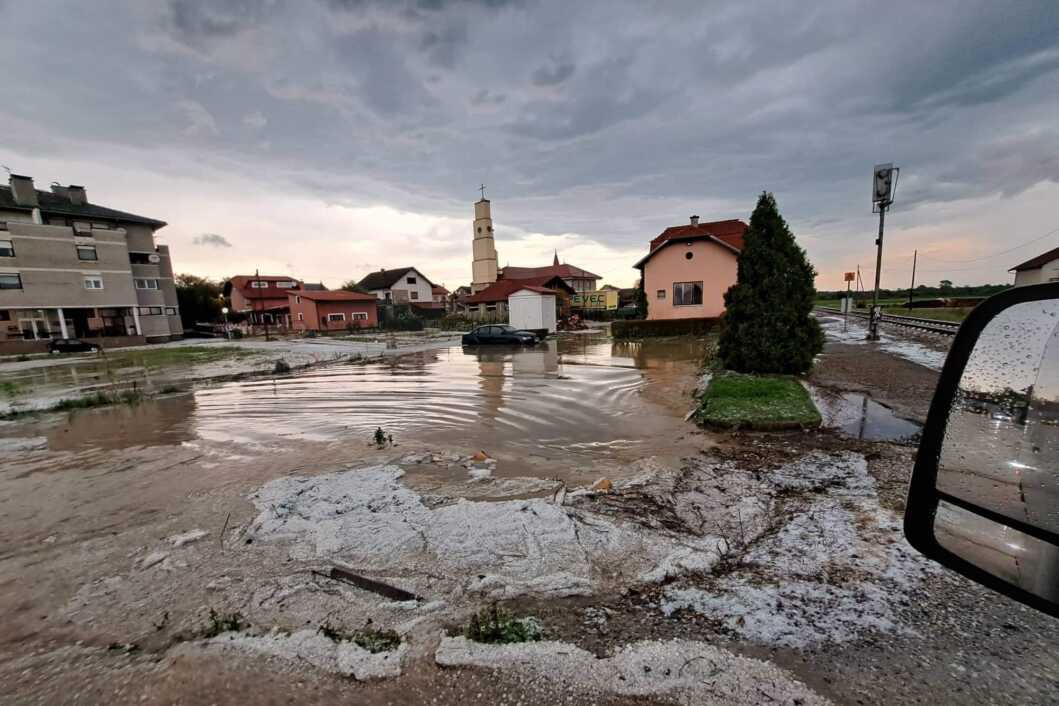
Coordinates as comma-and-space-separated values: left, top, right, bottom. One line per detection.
815, 306, 960, 336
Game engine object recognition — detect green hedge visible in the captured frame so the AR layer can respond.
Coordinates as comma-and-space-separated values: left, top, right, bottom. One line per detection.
612, 317, 718, 339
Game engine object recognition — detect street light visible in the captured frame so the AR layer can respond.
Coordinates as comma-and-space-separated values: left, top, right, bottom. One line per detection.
221, 306, 231, 340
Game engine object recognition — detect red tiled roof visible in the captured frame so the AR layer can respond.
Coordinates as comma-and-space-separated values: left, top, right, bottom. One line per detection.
500, 263, 601, 281
228, 274, 303, 300
465, 276, 575, 303
289, 290, 376, 302
649, 219, 748, 252
431, 285, 449, 295
1011, 246, 1059, 272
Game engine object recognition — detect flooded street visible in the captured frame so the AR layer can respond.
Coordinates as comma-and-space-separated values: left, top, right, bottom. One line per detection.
1, 334, 707, 488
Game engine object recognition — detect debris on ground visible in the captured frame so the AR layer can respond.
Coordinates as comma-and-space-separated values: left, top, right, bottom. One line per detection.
206, 628, 406, 680
246, 464, 755, 600
167, 529, 209, 547
590, 478, 613, 492
313, 566, 421, 602
140, 551, 169, 570
435, 636, 832, 704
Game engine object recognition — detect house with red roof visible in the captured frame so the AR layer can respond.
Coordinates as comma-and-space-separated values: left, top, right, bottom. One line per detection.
462, 275, 575, 317
633, 216, 748, 320
499, 252, 600, 293
224, 274, 303, 326
288, 289, 378, 331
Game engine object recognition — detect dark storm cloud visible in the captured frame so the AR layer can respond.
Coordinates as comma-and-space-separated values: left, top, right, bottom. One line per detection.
531, 59, 575, 86
1, 0, 1057, 265
193, 233, 233, 247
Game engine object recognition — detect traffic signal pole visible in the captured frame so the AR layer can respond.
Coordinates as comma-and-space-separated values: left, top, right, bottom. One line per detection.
869, 201, 887, 341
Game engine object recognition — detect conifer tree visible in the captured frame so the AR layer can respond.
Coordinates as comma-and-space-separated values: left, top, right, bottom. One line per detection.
718, 192, 823, 374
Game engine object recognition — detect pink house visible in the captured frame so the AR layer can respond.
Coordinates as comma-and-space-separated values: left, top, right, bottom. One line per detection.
634, 217, 748, 320
287, 290, 378, 331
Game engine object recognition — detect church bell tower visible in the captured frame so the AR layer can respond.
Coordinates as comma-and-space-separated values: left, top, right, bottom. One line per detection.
471, 188, 499, 293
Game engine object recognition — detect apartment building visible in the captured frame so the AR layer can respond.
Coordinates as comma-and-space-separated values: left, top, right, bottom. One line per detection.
0, 174, 182, 349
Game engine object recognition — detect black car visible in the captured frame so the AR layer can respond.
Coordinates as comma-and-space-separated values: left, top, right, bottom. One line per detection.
48, 338, 100, 354
461, 324, 538, 346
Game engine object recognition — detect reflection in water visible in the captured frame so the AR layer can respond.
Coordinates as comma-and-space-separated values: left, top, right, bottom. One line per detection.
2, 334, 707, 483
810, 388, 921, 441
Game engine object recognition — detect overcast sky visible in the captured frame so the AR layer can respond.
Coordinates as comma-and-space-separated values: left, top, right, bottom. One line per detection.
1, 0, 1057, 290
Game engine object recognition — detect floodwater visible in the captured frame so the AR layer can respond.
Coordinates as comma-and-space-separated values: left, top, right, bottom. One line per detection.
810, 386, 921, 441
0, 334, 708, 485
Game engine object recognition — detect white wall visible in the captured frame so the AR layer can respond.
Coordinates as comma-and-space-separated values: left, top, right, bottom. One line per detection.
373, 268, 434, 304
1014, 259, 1059, 286
509, 290, 556, 332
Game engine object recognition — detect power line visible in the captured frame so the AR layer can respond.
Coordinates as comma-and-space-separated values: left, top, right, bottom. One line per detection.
898, 226, 1059, 266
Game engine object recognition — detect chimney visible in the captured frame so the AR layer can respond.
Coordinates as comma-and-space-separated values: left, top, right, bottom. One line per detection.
9, 175, 38, 207
67, 185, 87, 205
690, 215, 699, 226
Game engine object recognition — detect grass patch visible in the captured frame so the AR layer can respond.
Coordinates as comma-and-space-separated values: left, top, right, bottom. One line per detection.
318, 622, 401, 653
52, 389, 144, 411
464, 605, 543, 645
882, 306, 971, 323
697, 372, 821, 430
0, 381, 19, 398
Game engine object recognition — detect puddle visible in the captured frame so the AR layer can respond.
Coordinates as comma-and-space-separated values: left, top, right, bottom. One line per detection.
0, 334, 710, 486
809, 387, 921, 441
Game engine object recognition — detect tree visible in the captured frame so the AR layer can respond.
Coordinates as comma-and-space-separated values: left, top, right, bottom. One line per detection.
718, 192, 823, 374
175, 274, 224, 329
340, 279, 370, 294
939, 279, 953, 290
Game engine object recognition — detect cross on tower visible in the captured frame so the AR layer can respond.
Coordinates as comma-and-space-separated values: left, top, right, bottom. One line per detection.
479, 183, 486, 200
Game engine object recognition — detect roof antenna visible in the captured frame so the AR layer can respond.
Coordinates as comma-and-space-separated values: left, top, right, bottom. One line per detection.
1, 165, 11, 175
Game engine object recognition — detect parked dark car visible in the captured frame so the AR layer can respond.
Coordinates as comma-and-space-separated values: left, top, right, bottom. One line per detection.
48, 338, 100, 354
461, 324, 538, 346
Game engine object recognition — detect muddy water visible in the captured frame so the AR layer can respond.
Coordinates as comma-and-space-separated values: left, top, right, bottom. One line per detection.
810, 387, 921, 441
1, 334, 708, 486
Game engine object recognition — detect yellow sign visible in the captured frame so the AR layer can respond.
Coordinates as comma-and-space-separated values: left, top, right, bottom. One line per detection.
572, 290, 619, 310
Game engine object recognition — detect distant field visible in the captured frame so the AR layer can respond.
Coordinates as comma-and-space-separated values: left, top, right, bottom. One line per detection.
882, 307, 973, 323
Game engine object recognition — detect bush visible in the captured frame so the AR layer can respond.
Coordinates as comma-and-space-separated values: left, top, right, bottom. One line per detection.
437, 315, 475, 331
612, 317, 718, 339
718, 192, 823, 374
464, 605, 542, 644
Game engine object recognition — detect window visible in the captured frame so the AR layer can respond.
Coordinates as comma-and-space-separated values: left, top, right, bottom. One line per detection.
673, 281, 703, 306
295, 296, 302, 304
250, 281, 269, 288
129, 252, 153, 264
165, 307, 177, 315
83, 277, 104, 290
76, 245, 98, 261
685, 251, 694, 260
351, 312, 368, 321
656, 289, 666, 299
135, 278, 159, 290
406, 276, 417, 284
327, 313, 346, 322
275, 280, 296, 288
297, 313, 304, 321
0, 310, 9, 321
485, 303, 497, 312
0, 239, 13, 257
138, 306, 164, 315
0, 273, 22, 289
410, 291, 419, 300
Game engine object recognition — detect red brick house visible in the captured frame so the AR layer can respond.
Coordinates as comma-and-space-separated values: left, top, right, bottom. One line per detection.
225, 275, 303, 325
288, 290, 378, 331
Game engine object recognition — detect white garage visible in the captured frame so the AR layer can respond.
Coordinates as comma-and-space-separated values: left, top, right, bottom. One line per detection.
508, 286, 558, 333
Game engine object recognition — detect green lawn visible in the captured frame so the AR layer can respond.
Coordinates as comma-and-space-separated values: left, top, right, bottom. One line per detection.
697, 373, 821, 430
98, 345, 255, 370
881, 306, 972, 323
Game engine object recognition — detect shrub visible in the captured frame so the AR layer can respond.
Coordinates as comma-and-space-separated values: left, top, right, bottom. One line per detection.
437, 315, 475, 331
718, 192, 823, 374
464, 605, 542, 644
612, 317, 718, 339
273, 359, 291, 374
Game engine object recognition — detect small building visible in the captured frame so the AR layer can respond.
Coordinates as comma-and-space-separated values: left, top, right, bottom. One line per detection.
633, 216, 747, 320
509, 286, 558, 333
462, 276, 575, 318
428, 284, 449, 311
288, 290, 377, 332
1010, 247, 1059, 286
357, 267, 435, 305
226, 275, 303, 326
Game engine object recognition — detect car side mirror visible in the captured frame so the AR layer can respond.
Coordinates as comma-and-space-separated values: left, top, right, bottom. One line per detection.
905, 283, 1059, 617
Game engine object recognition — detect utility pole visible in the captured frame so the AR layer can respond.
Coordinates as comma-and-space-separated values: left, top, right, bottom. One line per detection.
907, 249, 917, 311
869, 163, 899, 341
